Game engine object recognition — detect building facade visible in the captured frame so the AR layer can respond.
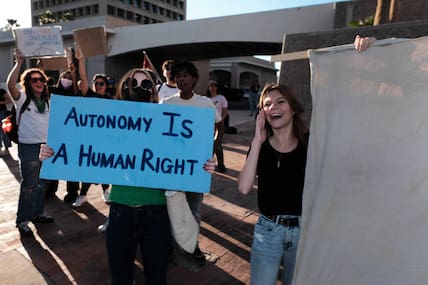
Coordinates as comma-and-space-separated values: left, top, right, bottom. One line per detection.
31, 0, 186, 27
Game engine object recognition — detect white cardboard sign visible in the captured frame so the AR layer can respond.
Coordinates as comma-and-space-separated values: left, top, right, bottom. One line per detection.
13, 26, 65, 58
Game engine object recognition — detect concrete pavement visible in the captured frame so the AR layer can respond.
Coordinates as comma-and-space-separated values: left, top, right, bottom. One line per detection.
0, 105, 260, 285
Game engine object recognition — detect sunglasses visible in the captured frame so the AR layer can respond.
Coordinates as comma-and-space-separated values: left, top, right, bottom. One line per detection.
125, 78, 153, 90
94, 81, 106, 87
30, 77, 46, 83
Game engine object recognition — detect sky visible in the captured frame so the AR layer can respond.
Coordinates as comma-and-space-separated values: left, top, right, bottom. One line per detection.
0, 0, 346, 28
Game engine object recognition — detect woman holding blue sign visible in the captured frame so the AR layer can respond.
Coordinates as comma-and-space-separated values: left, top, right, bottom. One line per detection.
69, 48, 112, 208
7, 48, 54, 236
40, 65, 216, 285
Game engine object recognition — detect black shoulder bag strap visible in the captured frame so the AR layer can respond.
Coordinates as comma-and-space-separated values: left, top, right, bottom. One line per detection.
157, 82, 164, 93
17, 95, 32, 126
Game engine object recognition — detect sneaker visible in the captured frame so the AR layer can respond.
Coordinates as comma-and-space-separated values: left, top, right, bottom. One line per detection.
17, 221, 33, 236
174, 247, 207, 272
97, 219, 109, 233
72, 195, 87, 207
32, 214, 54, 223
102, 189, 111, 204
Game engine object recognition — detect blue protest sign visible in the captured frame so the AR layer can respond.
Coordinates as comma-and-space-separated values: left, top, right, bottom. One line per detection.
40, 95, 215, 193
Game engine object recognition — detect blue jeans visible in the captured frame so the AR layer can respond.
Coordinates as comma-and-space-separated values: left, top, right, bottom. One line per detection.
106, 203, 171, 285
0, 110, 12, 148
16, 143, 46, 225
250, 215, 300, 285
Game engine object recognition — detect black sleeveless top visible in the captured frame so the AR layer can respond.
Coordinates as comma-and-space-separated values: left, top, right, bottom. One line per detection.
256, 138, 308, 216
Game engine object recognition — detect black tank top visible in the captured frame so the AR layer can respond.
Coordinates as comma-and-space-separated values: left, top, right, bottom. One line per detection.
256, 138, 308, 216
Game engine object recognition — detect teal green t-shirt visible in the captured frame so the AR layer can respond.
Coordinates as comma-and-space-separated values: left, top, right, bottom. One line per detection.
109, 185, 166, 206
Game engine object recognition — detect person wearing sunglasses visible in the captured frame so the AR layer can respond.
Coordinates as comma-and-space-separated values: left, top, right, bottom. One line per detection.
44, 64, 81, 201
70, 49, 112, 208
156, 59, 179, 101
6, 48, 54, 236
39, 67, 216, 284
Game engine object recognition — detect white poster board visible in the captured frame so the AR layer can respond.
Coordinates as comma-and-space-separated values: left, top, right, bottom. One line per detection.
13, 26, 65, 58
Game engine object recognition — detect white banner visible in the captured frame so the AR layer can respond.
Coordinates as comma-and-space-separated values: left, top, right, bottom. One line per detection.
294, 37, 428, 285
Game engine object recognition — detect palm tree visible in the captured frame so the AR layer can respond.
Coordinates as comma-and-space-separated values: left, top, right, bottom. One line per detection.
374, 0, 399, 25
2, 19, 20, 31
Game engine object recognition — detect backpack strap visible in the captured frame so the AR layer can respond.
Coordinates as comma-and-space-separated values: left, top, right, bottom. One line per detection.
157, 82, 164, 93
17, 95, 32, 125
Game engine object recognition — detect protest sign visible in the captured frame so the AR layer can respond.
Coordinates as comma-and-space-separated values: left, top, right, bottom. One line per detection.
13, 26, 65, 58
40, 95, 215, 193
73, 26, 107, 57
38, 56, 68, 70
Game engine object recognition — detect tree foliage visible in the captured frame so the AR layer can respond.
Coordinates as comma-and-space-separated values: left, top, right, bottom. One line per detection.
349, 15, 374, 27
39, 10, 57, 25
38, 10, 75, 25
2, 19, 20, 31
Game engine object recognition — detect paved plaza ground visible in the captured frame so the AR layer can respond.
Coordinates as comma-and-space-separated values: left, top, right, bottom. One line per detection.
0, 106, 264, 285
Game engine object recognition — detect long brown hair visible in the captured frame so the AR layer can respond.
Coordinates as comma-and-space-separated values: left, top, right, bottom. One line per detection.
259, 83, 308, 143
20, 68, 50, 101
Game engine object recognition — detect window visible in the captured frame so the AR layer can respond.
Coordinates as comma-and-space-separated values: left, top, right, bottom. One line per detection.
118, 8, 125, 18
107, 5, 116, 15
126, 11, 133, 20
93, 4, 99, 15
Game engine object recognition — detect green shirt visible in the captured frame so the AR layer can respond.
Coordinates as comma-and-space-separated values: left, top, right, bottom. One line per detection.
109, 185, 166, 206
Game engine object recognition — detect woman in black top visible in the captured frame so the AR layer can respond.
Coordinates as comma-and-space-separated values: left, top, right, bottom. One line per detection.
238, 83, 308, 285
